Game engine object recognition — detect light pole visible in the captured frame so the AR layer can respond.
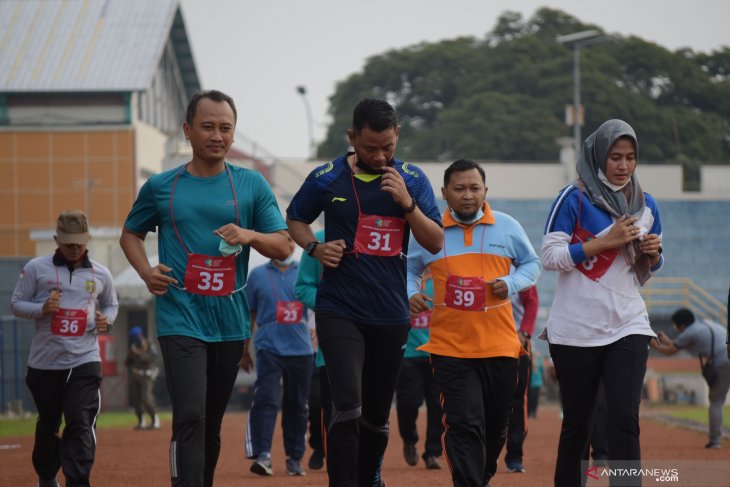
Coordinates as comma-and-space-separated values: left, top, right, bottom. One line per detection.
296, 85, 316, 160
556, 30, 608, 160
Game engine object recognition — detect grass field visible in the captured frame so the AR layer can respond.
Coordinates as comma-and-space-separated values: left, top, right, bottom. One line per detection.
647, 404, 730, 427
0, 412, 172, 438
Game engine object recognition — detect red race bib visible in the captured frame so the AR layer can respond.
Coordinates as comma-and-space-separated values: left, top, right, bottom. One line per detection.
444, 275, 487, 311
571, 225, 618, 281
51, 308, 87, 337
276, 300, 304, 324
353, 214, 405, 257
184, 254, 236, 296
410, 310, 431, 329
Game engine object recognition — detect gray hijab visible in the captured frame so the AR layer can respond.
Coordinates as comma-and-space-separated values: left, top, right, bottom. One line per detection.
573, 119, 651, 284
574, 119, 645, 218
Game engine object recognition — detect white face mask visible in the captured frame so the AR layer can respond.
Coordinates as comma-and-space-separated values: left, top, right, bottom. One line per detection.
598, 168, 631, 191
449, 207, 484, 224
274, 253, 296, 267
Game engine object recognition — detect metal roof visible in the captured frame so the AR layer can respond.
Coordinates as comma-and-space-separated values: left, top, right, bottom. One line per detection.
0, 0, 200, 95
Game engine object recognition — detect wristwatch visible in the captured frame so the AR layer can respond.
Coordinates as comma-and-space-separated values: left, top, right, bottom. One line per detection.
305, 240, 321, 256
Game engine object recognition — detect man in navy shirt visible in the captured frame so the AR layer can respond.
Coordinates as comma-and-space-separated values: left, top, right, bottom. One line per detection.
286, 98, 443, 487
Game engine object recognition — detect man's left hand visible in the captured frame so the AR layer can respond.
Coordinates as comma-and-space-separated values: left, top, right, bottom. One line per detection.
488, 279, 509, 300
95, 311, 111, 333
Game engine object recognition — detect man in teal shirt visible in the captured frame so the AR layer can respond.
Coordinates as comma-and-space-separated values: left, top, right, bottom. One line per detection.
120, 90, 289, 487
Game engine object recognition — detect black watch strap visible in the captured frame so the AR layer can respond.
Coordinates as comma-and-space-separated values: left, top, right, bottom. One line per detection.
305, 241, 320, 256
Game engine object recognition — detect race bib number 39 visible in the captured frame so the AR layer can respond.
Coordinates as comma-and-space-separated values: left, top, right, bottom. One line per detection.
353, 214, 405, 257
184, 254, 236, 296
444, 275, 487, 311
276, 300, 304, 324
51, 308, 87, 337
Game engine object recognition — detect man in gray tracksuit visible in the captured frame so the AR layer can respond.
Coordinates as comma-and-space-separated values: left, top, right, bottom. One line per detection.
11, 210, 118, 487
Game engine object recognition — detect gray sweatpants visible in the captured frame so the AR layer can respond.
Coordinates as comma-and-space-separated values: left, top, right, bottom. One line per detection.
708, 362, 730, 444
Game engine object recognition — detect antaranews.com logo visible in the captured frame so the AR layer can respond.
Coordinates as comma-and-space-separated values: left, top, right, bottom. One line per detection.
581, 460, 729, 486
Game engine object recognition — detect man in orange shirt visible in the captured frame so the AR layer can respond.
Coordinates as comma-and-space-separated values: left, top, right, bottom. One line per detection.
406, 159, 541, 487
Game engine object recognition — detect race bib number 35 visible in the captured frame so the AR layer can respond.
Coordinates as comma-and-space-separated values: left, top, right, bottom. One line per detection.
184, 254, 236, 296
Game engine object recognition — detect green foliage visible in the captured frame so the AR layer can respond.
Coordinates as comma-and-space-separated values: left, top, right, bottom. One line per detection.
0, 411, 172, 438
318, 7, 730, 166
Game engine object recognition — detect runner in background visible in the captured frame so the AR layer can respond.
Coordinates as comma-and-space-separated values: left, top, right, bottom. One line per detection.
396, 268, 444, 470
295, 228, 329, 471
11, 209, 118, 487
504, 284, 538, 473
243, 238, 313, 476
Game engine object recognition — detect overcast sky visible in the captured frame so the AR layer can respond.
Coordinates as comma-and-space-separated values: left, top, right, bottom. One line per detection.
178, 0, 729, 160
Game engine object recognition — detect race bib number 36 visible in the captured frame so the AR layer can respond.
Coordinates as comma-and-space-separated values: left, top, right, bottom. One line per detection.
184, 254, 236, 296
51, 308, 87, 337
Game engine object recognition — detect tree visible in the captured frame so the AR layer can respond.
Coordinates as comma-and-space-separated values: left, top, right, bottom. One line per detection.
317, 8, 730, 166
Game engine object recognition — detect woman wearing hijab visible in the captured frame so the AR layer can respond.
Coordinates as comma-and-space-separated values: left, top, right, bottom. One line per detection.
541, 119, 663, 486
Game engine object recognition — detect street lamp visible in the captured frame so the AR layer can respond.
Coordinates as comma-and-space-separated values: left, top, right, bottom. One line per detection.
296, 85, 316, 160
556, 29, 608, 160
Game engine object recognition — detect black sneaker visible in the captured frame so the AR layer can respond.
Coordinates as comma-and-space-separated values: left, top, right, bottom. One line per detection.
251, 453, 273, 476
308, 449, 325, 470
705, 442, 721, 449
506, 461, 526, 473
403, 443, 418, 466
424, 456, 442, 469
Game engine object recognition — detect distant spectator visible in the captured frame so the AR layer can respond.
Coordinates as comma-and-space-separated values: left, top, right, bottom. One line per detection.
125, 326, 160, 430
652, 308, 730, 449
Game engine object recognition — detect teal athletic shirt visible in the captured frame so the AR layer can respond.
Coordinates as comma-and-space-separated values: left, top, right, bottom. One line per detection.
124, 163, 287, 342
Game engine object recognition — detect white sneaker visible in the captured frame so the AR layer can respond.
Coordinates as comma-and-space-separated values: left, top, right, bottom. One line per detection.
150, 414, 161, 429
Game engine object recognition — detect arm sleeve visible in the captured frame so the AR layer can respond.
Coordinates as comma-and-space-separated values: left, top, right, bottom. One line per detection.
517, 286, 539, 336
286, 169, 324, 224
98, 269, 119, 324
10, 260, 45, 319
406, 234, 428, 298
411, 168, 443, 227
503, 219, 541, 296
124, 179, 160, 234
252, 173, 287, 233
647, 195, 665, 273
295, 252, 322, 310
245, 268, 260, 313
541, 187, 581, 272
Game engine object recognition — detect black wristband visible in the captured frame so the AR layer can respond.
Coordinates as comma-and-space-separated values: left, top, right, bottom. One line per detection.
403, 197, 417, 214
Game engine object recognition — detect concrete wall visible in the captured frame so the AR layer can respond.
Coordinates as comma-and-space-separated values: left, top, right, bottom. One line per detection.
274, 158, 726, 201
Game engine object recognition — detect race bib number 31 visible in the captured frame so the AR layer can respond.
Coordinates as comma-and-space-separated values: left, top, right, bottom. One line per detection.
353, 214, 405, 257
51, 308, 87, 337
